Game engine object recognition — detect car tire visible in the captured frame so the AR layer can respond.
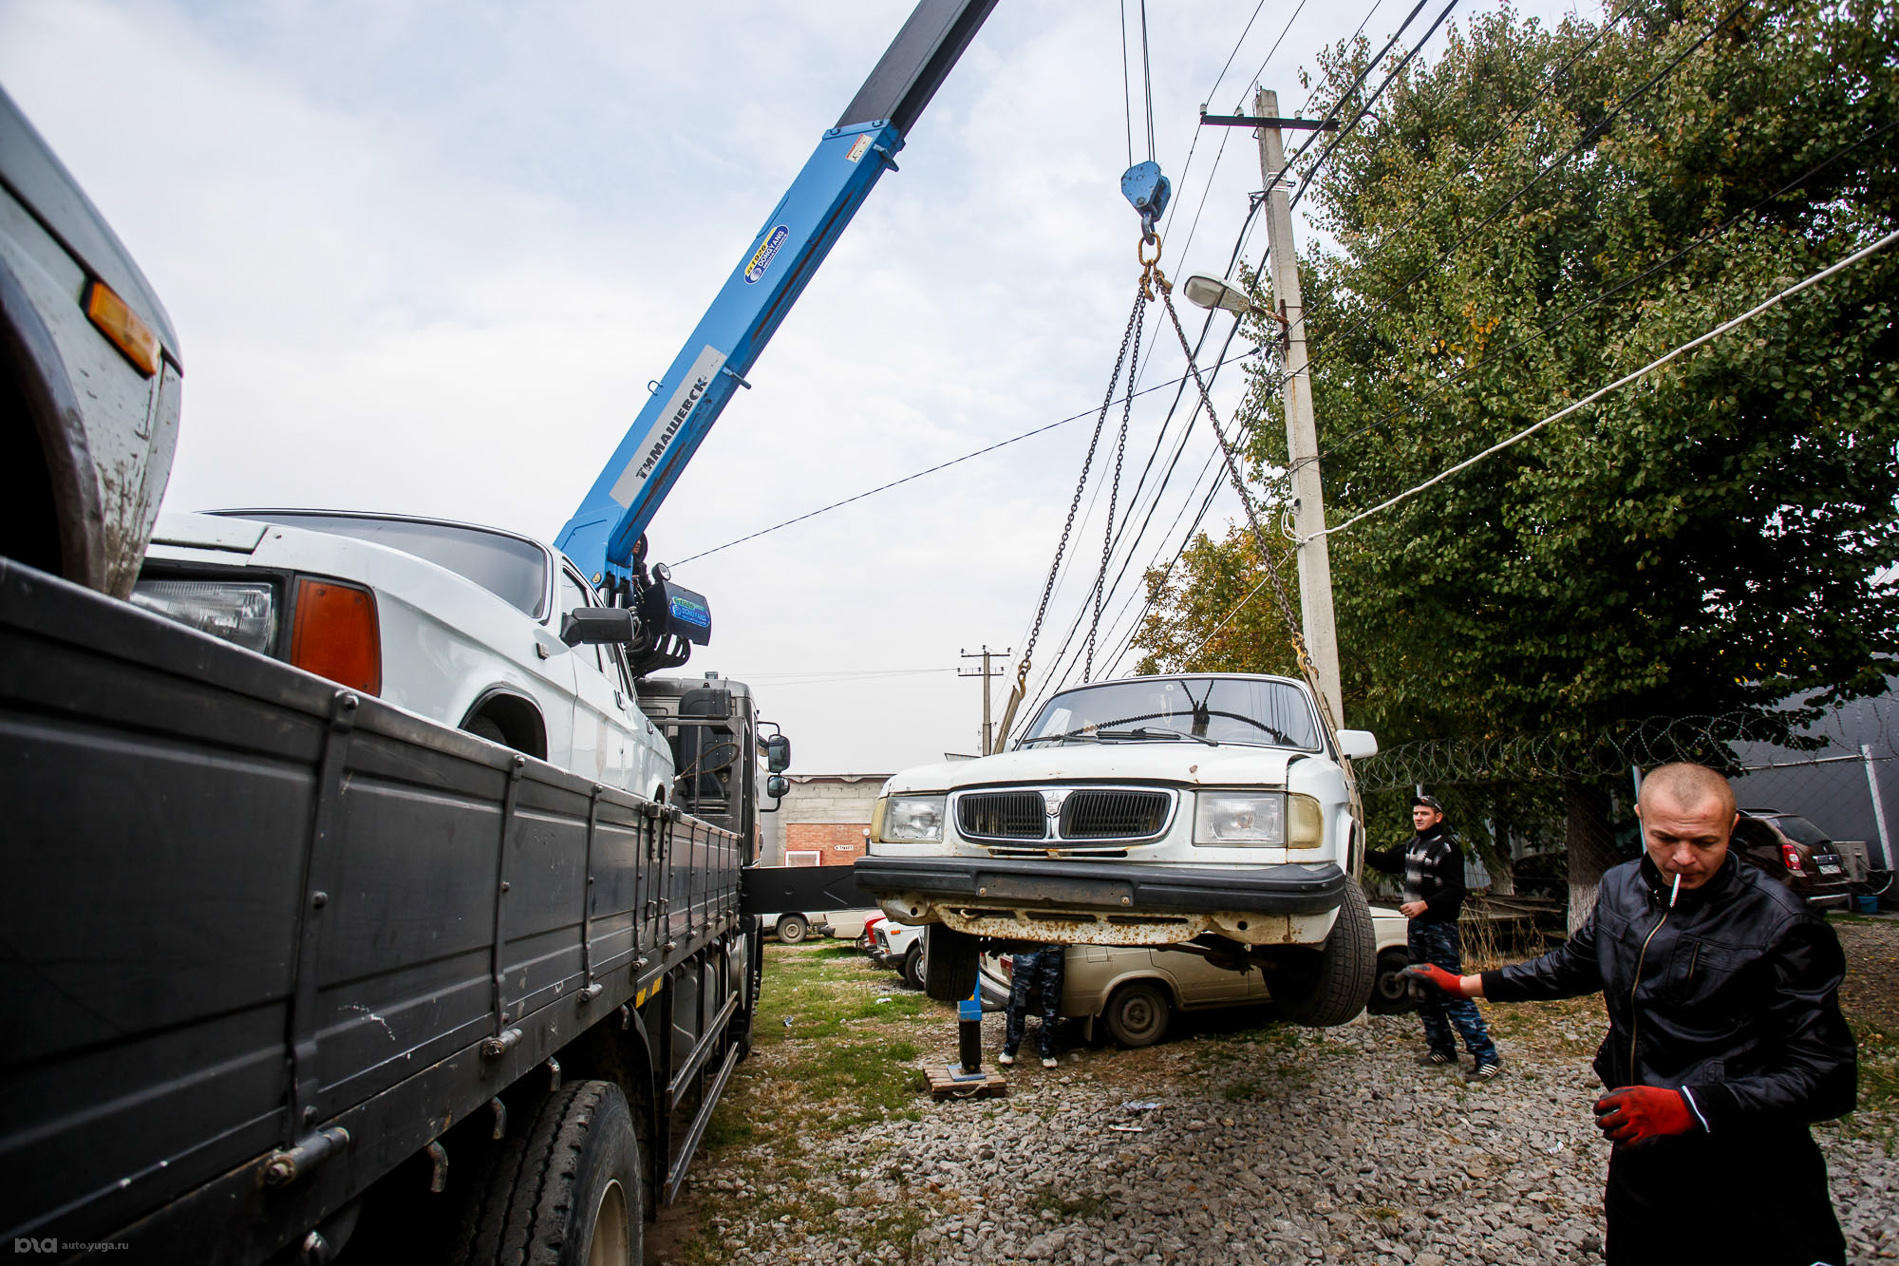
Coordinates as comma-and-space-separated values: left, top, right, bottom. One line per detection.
449, 1081, 641, 1266
1104, 980, 1172, 1048
1367, 947, 1416, 1015
775, 914, 809, 944
1271, 881, 1377, 1028
901, 943, 925, 990
923, 924, 979, 1002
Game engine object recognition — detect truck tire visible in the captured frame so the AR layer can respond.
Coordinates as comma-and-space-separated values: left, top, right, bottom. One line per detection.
1104, 980, 1172, 1048
1367, 947, 1417, 1015
900, 943, 924, 991
923, 924, 979, 1003
775, 914, 809, 944
451, 1081, 642, 1266
1270, 881, 1376, 1028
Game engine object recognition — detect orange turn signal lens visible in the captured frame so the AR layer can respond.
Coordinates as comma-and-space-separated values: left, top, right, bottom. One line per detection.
290, 577, 382, 696
83, 279, 160, 377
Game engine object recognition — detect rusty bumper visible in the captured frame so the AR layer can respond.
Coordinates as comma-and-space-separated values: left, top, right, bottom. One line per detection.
853, 856, 1348, 917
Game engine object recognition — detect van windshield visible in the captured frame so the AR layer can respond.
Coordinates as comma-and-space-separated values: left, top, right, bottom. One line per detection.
1019, 677, 1320, 750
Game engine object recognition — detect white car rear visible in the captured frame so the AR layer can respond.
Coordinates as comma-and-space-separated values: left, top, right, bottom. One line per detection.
136, 509, 672, 798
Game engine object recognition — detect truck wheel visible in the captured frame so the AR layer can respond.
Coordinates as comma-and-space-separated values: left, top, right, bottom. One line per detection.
1104, 981, 1172, 1048
1271, 881, 1377, 1028
1367, 947, 1416, 1015
923, 924, 978, 1002
900, 943, 924, 990
451, 1081, 641, 1266
775, 914, 809, 944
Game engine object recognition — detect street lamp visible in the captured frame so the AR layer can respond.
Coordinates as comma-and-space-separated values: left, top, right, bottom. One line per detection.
1181, 273, 1258, 316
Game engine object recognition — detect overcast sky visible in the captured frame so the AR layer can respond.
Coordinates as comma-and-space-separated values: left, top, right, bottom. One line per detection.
1, 0, 1586, 773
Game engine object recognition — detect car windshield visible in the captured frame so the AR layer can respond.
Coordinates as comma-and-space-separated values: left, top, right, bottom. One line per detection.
223, 512, 548, 618
1768, 815, 1832, 849
1018, 677, 1320, 750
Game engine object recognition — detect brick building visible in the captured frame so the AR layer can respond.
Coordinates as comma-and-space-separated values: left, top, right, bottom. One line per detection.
759, 773, 890, 866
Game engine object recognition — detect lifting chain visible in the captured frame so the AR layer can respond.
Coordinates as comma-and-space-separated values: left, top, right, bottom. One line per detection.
1150, 264, 1348, 752
1085, 288, 1143, 683
993, 276, 1151, 751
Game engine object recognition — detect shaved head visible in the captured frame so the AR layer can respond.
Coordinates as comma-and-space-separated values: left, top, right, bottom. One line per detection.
1639, 763, 1736, 818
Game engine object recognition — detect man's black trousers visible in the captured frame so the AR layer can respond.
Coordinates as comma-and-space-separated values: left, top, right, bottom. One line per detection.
1604, 1123, 1845, 1265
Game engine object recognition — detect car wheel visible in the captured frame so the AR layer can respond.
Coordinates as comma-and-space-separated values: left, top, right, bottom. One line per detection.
1367, 947, 1416, 1015
1271, 881, 1377, 1027
464, 715, 508, 747
923, 924, 979, 1002
901, 943, 925, 990
775, 914, 808, 944
1104, 981, 1172, 1048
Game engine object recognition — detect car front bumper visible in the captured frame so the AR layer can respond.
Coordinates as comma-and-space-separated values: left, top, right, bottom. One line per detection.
854, 855, 1347, 948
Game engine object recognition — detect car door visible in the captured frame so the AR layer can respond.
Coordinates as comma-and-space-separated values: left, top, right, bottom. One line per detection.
556, 567, 633, 790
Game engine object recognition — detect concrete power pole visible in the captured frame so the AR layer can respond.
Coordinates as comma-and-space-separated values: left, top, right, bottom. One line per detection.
1254, 87, 1343, 726
959, 645, 1011, 754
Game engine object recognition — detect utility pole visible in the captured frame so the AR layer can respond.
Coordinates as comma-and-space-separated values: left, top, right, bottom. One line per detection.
1255, 87, 1343, 726
959, 645, 1010, 755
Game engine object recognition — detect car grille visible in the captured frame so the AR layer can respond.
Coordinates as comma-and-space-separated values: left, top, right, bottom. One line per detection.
1062, 790, 1168, 838
956, 787, 1174, 846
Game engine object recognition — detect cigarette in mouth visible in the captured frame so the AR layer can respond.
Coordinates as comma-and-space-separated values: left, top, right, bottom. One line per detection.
1669, 872, 1682, 908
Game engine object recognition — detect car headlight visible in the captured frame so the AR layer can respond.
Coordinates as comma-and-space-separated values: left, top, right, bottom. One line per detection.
131, 578, 278, 654
880, 794, 947, 843
1194, 791, 1324, 848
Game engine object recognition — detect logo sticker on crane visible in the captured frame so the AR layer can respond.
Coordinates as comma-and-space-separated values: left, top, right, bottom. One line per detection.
609, 344, 728, 506
744, 226, 789, 284
846, 135, 874, 163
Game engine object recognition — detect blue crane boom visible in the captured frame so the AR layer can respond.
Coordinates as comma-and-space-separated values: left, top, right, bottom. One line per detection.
558, 0, 999, 595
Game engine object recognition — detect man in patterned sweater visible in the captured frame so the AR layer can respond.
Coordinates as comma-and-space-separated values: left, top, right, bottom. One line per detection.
1367, 794, 1501, 1079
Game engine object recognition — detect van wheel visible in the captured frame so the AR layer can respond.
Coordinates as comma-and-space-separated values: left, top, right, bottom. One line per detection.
451, 1081, 641, 1266
775, 914, 809, 944
1368, 947, 1416, 1015
1271, 881, 1377, 1027
1105, 981, 1172, 1048
923, 925, 978, 1002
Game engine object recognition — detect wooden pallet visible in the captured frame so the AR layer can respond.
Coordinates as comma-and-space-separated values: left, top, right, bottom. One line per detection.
923, 1062, 1009, 1100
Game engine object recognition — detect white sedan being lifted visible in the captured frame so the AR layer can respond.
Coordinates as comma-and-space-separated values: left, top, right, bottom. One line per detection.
854, 673, 1381, 1026
134, 509, 685, 799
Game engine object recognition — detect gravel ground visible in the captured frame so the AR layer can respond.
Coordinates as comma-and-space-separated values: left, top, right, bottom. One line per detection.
655, 919, 1899, 1265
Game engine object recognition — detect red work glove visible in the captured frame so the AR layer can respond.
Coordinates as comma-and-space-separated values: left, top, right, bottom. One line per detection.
1401, 964, 1466, 997
1593, 1086, 1696, 1145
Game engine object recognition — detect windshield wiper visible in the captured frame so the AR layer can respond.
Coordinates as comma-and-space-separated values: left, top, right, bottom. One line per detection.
1094, 727, 1219, 746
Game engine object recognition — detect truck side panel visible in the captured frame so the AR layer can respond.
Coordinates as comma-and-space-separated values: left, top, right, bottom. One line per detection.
0, 560, 746, 1259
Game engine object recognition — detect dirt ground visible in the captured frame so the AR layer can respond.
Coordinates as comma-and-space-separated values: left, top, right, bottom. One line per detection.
645, 914, 1899, 1263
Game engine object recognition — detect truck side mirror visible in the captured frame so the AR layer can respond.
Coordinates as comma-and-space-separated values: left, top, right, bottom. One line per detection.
1335, 729, 1378, 760
765, 774, 789, 798
765, 734, 791, 773
560, 607, 637, 646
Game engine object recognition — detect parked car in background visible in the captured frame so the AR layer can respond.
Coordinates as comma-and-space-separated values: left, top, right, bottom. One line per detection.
977, 905, 1412, 1048
2, 87, 183, 598
869, 919, 926, 990
136, 509, 675, 798
1733, 809, 1854, 911
767, 907, 881, 944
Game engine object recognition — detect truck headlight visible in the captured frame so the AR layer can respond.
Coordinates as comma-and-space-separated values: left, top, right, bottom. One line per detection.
880, 794, 947, 843
131, 578, 278, 654
1193, 791, 1324, 848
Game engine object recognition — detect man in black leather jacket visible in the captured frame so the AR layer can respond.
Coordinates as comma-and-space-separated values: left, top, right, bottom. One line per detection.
1406, 762, 1856, 1266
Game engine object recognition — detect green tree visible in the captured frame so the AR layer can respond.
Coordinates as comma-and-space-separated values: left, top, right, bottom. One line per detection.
1138, 0, 1899, 915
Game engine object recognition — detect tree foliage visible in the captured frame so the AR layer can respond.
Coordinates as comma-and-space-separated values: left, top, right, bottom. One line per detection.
1139, 0, 1899, 761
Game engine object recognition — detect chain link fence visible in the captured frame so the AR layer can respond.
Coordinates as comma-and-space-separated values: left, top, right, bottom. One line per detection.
1352, 685, 1899, 944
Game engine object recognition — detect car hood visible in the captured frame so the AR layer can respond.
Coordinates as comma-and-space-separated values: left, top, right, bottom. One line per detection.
149, 510, 270, 553
885, 743, 1310, 793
